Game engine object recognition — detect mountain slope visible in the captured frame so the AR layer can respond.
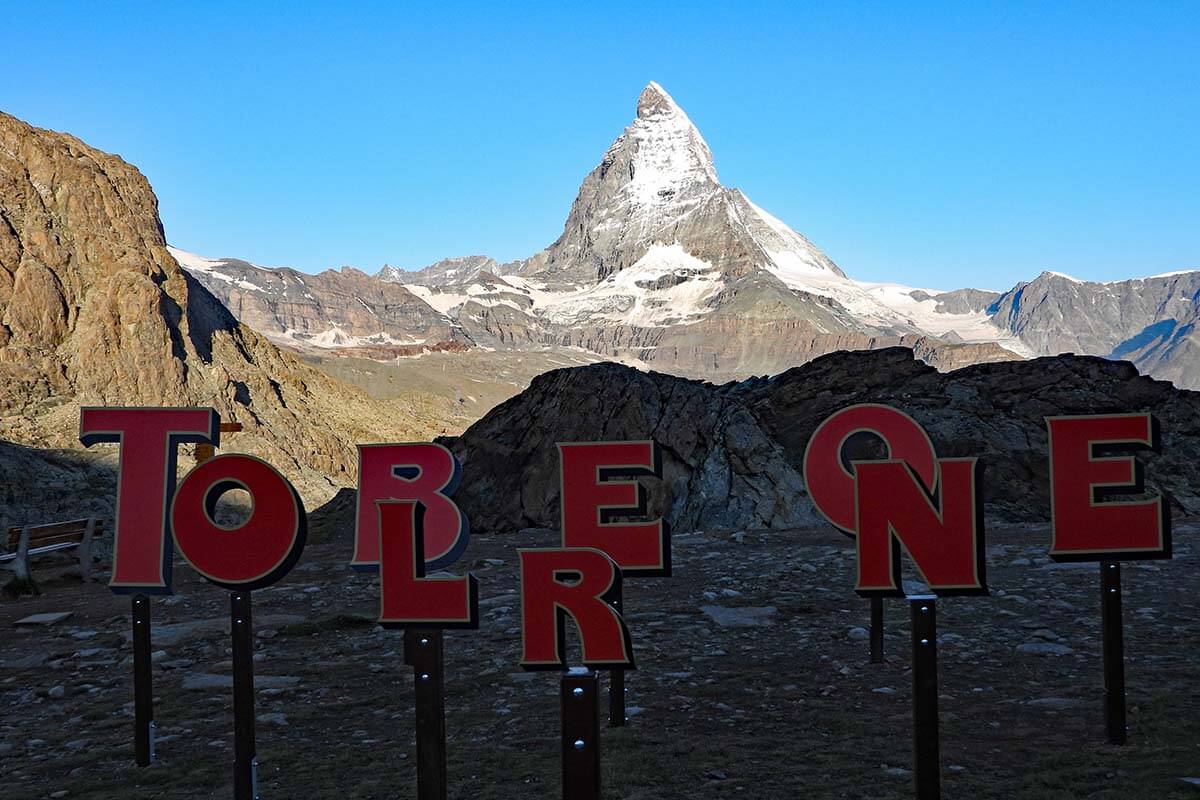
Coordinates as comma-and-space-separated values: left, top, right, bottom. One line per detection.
0, 110, 452, 503
986, 270, 1200, 386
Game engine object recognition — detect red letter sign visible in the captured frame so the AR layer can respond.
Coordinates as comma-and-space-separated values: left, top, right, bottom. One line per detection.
1046, 414, 1170, 560
79, 407, 220, 593
804, 404, 986, 596
853, 459, 985, 595
377, 500, 479, 628
171, 454, 306, 590
559, 441, 669, 575
353, 443, 468, 571
519, 548, 633, 670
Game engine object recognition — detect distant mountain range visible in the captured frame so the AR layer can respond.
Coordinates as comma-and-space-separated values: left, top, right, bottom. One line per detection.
175, 83, 1199, 387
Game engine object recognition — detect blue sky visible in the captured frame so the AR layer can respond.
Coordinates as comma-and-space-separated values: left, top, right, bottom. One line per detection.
1, 1, 1196, 289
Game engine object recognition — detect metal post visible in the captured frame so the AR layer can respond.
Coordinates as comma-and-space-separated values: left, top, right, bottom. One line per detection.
404, 629, 448, 800
911, 596, 940, 800
561, 670, 601, 800
608, 596, 625, 727
870, 596, 884, 663
231, 592, 258, 800
131, 594, 154, 767
609, 669, 626, 727
1100, 561, 1127, 745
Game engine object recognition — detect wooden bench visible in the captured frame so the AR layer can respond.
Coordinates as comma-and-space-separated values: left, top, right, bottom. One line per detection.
0, 517, 104, 583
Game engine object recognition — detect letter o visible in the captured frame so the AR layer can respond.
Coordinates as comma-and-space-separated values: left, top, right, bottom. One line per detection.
171, 454, 307, 590
803, 404, 939, 534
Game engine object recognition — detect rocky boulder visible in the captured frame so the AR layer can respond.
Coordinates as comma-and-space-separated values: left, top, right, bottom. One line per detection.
446, 349, 1200, 534
446, 363, 813, 535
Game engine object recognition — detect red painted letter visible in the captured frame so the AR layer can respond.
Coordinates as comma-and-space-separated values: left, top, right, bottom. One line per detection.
1046, 414, 1170, 560
519, 548, 633, 670
79, 407, 219, 593
803, 404, 937, 534
804, 404, 987, 597
559, 441, 669, 575
353, 443, 468, 571
853, 459, 986, 595
171, 454, 306, 590
377, 500, 479, 628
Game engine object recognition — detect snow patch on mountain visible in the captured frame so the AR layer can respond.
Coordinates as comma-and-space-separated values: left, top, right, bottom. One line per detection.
168, 246, 269, 293
858, 283, 1036, 357
540, 244, 722, 327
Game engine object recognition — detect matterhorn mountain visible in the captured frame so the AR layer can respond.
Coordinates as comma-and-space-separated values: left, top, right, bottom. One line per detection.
178, 83, 1199, 387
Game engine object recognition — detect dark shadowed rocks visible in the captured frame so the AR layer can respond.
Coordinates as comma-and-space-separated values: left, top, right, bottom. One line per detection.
445, 348, 1200, 534
445, 363, 813, 535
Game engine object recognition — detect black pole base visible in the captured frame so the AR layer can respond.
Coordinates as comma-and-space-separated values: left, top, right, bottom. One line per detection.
1101, 562, 1127, 746
404, 628, 448, 800
562, 670, 601, 800
609, 669, 626, 727
131, 594, 154, 767
231, 592, 258, 800
911, 596, 940, 800
870, 596, 885, 663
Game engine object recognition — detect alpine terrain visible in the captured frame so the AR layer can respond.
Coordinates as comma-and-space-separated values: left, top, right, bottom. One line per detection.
179, 83, 1030, 382
179, 82, 1199, 387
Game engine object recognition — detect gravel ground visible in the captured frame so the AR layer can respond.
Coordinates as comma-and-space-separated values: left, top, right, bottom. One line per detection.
3, 521, 1198, 799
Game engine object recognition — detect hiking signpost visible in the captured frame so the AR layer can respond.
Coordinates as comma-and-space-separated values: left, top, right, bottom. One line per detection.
77, 403, 1173, 799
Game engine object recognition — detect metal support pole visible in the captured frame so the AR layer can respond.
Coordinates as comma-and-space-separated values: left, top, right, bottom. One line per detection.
870, 596, 884, 663
231, 592, 258, 800
609, 669, 626, 727
608, 596, 625, 727
1100, 561, 1127, 746
911, 596, 940, 800
561, 671, 601, 800
404, 629, 448, 800
131, 594, 154, 767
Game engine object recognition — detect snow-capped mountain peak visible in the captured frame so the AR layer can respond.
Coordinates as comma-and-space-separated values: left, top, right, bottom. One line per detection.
622, 81, 720, 204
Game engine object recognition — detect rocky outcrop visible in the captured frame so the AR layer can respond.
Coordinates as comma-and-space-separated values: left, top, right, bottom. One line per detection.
0, 111, 447, 504
445, 349, 1200, 533
446, 363, 814, 535
741, 348, 1200, 522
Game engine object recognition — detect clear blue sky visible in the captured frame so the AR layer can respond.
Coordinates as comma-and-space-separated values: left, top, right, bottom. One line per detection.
1, 1, 1196, 289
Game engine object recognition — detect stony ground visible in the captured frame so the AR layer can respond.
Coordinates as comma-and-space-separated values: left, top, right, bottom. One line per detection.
3, 521, 1199, 799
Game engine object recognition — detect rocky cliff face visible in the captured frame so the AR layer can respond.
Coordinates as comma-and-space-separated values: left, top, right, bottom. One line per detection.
0, 111, 446, 503
445, 350, 1200, 534
381, 255, 501, 287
